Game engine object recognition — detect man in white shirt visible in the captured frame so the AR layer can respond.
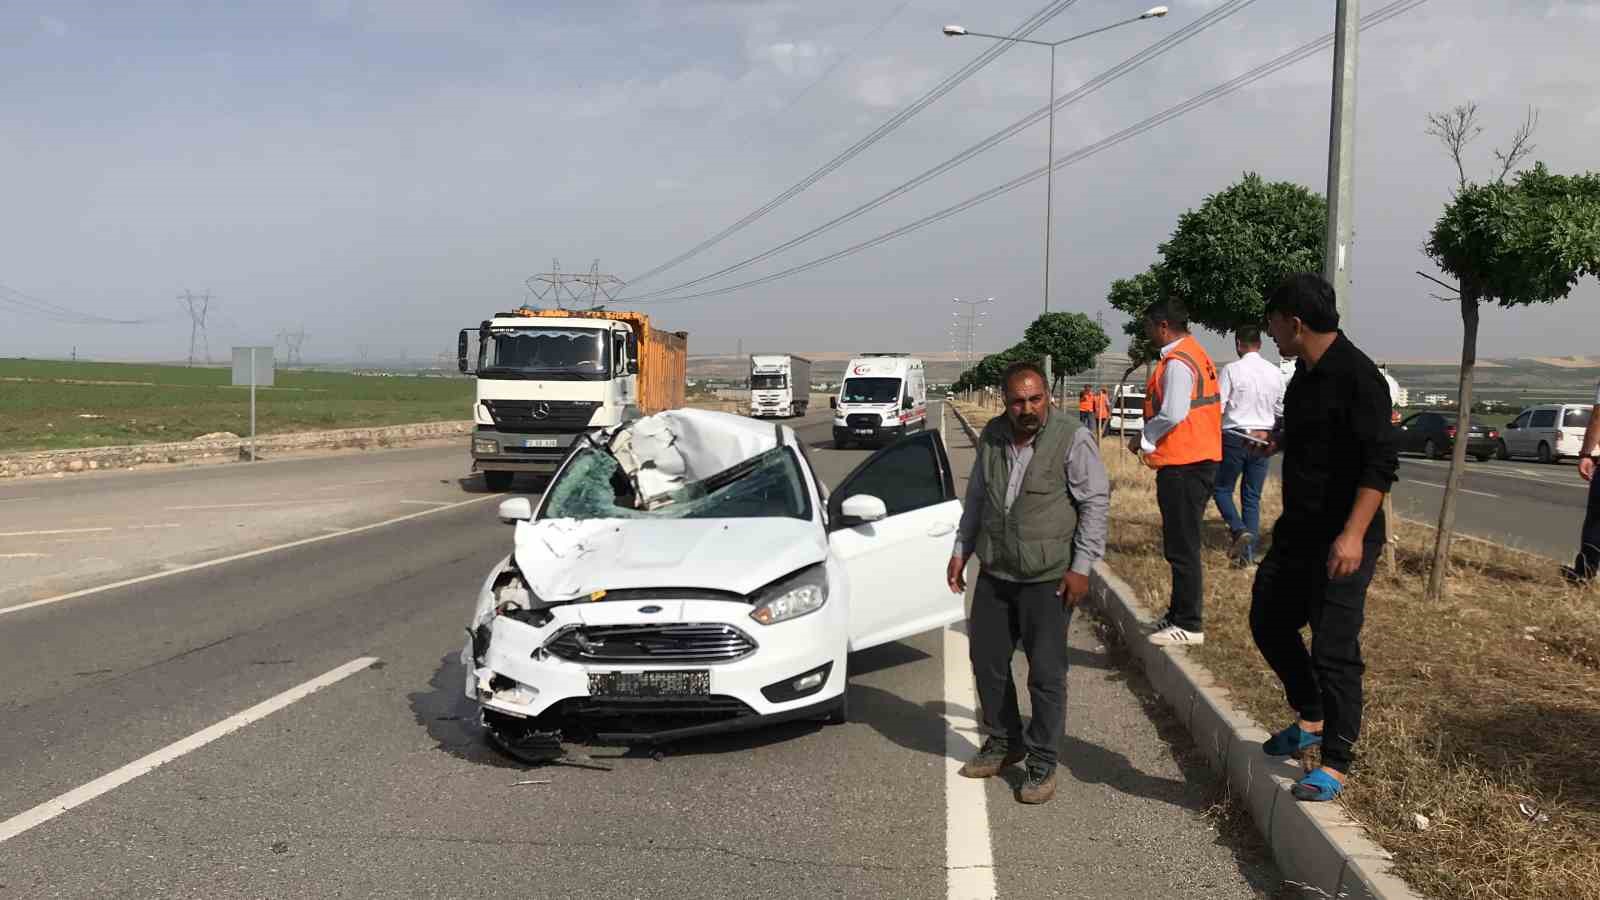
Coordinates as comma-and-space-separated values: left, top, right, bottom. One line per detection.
1214, 326, 1284, 566
1562, 379, 1600, 584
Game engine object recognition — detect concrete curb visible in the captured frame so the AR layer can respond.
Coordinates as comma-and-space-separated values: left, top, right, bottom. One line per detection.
949, 400, 1419, 899
1089, 566, 1420, 900
0, 420, 474, 480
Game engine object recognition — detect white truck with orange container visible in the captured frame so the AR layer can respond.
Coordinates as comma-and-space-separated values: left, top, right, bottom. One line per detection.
457, 307, 688, 490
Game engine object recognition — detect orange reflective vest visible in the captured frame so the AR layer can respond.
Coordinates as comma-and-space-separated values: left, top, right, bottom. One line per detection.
1077, 394, 1095, 413
1094, 394, 1110, 420
1142, 335, 1223, 468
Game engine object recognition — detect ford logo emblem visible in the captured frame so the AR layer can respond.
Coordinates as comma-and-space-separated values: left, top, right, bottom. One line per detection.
637, 605, 662, 614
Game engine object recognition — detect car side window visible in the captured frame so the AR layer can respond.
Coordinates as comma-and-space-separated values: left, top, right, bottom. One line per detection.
1513, 411, 1531, 429
831, 432, 953, 522
1531, 409, 1558, 428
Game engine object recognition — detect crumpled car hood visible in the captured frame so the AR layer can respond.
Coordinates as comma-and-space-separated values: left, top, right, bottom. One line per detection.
512, 516, 827, 601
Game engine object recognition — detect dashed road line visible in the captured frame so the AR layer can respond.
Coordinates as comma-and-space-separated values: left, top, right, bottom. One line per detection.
944, 622, 996, 900
0, 657, 380, 844
0, 553, 48, 559
0, 527, 114, 538
398, 500, 453, 507
1406, 479, 1500, 499
165, 499, 349, 511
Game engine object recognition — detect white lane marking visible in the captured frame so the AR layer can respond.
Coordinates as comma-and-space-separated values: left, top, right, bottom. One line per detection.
398, 500, 452, 507
944, 623, 997, 900
0, 495, 497, 618
130, 524, 182, 530
0, 527, 114, 538
0, 657, 379, 844
0, 497, 40, 504
319, 526, 349, 534
165, 499, 348, 511
1406, 479, 1500, 499
0, 553, 47, 559
346, 479, 396, 487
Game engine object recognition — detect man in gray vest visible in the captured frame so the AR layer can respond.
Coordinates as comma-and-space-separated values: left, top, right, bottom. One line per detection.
946, 361, 1110, 804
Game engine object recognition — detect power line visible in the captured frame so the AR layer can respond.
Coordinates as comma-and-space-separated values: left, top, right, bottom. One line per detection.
0, 282, 169, 325
620, 0, 1085, 292
627, 0, 1261, 303
526, 258, 626, 309
178, 289, 214, 366
641, 0, 1431, 307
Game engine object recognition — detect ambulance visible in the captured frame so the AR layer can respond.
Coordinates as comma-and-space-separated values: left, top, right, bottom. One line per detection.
830, 354, 928, 449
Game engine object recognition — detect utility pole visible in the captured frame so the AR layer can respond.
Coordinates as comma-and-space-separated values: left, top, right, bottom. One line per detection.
1323, 0, 1359, 322
178, 290, 214, 366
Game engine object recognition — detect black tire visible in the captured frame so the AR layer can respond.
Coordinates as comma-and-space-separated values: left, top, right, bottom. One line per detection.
1495, 440, 1510, 461
1424, 438, 1444, 460
483, 470, 515, 492
1538, 442, 1554, 464
1475, 453, 1491, 463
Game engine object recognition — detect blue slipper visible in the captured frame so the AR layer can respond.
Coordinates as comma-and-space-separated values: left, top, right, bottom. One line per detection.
1262, 723, 1322, 757
1291, 769, 1345, 802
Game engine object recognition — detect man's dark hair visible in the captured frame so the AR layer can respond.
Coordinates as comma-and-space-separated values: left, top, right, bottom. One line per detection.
1001, 360, 1047, 396
1142, 297, 1189, 331
1264, 272, 1340, 333
1234, 325, 1262, 346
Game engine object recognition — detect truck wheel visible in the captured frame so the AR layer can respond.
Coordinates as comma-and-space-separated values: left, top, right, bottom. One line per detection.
483, 471, 515, 492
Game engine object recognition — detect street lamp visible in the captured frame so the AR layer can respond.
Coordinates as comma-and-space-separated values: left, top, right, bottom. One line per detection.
943, 6, 1169, 315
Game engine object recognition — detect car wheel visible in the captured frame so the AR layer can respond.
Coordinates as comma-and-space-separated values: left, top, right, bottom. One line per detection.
483, 471, 515, 492
1423, 438, 1444, 460
1495, 440, 1510, 461
1475, 453, 1491, 463
1538, 442, 1554, 464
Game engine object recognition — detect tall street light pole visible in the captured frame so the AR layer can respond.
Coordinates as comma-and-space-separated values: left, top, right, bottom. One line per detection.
1322, 0, 1359, 324
944, 6, 1169, 316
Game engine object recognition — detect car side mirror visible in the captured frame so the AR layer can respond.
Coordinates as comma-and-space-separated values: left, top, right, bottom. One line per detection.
497, 497, 533, 523
839, 495, 887, 525
829, 397, 838, 409
1505, 421, 1518, 430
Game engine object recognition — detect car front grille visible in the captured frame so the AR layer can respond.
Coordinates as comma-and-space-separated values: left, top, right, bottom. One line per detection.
545, 623, 758, 665
481, 400, 601, 433
846, 413, 880, 428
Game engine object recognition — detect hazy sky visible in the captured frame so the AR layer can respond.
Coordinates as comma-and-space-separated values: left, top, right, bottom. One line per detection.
4, 0, 1598, 365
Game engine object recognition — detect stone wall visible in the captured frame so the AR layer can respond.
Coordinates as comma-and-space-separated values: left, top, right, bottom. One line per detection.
0, 420, 474, 479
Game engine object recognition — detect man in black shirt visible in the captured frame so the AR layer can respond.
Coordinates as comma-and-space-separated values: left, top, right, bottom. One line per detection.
1250, 273, 1398, 802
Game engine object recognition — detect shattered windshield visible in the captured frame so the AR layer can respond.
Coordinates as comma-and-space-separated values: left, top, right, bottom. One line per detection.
543, 446, 812, 521
480, 327, 609, 380
841, 377, 901, 404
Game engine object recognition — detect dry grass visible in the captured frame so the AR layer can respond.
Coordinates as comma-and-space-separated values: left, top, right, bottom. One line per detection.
953, 401, 1600, 899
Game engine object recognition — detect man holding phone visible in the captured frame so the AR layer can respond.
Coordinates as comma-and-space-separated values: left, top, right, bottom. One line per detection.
1215, 326, 1285, 567
1250, 273, 1398, 803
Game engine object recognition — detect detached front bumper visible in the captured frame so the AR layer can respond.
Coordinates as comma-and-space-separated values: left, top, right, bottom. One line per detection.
464, 599, 847, 744
470, 427, 581, 474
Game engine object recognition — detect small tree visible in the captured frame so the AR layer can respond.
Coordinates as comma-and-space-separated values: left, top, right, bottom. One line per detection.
1023, 311, 1110, 395
1423, 103, 1600, 600
1158, 173, 1326, 332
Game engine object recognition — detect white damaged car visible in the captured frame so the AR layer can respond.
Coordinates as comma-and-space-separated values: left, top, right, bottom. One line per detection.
463, 408, 963, 762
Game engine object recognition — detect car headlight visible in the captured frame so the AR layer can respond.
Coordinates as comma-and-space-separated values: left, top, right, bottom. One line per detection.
474, 438, 499, 454
749, 564, 828, 626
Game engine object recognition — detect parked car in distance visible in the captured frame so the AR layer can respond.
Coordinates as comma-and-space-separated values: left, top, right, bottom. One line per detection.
1106, 385, 1146, 434
1499, 403, 1593, 463
1396, 411, 1499, 462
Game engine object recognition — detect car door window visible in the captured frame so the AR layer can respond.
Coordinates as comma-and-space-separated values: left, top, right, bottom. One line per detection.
1512, 411, 1531, 429
830, 431, 954, 524
1531, 409, 1558, 429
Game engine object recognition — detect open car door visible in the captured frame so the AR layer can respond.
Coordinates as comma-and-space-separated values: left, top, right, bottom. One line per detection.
828, 430, 964, 652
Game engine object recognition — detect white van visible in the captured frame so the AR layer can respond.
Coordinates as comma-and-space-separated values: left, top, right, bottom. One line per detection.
1499, 403, 1593, 463
1107, 384, 1146, 434
832, 354, 927, 449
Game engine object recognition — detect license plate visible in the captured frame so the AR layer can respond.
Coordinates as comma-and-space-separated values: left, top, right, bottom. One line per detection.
853, 429, 873, 435
588, 670, 710, 697
522, 438, 559, 448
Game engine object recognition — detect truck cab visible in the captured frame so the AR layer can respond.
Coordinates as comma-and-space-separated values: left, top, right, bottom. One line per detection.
749, 354, 813, 419
458, 308, 686, 490
831, 354, 927, 449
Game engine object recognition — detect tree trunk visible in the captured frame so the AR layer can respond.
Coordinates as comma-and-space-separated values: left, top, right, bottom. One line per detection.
1426, 281, 1480, 602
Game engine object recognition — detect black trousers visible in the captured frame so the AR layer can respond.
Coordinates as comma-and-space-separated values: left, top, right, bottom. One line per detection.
1248, 539, 1381, 773
1156, 461, 1217, 632
1574, 472, 1600, 578
968, 573, 1072, 768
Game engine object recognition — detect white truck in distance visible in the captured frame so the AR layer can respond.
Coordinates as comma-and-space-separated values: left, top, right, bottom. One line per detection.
831, 354, 927, 449
748, 354, 813, 419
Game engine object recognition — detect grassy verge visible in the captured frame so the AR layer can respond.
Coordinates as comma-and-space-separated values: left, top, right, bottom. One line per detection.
953, 400, 1600, 900
0, 358, 473, 453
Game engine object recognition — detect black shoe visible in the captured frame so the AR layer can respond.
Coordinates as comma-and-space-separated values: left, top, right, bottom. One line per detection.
1561, 565, 1592, 586
959, 738, 1025, 779
1018, 759, 1057, 804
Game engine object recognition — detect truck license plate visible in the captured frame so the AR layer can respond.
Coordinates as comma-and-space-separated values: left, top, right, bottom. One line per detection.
522, 438, 559, 448
588, 670, 710, 697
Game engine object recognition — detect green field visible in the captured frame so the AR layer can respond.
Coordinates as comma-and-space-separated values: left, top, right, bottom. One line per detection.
0, 359, 474, 453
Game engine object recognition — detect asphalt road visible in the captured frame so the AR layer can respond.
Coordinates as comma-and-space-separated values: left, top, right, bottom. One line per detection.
0, 406, 1277, 898
1389, 455, 1588, 562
